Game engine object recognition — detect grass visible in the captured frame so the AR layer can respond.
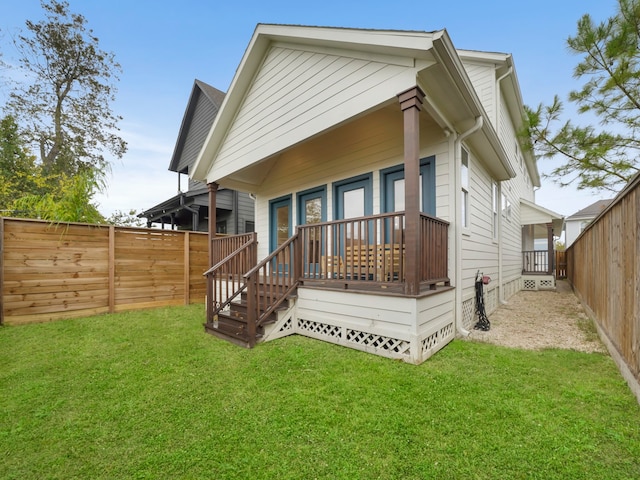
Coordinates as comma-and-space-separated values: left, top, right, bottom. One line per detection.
1, 305, 639, 479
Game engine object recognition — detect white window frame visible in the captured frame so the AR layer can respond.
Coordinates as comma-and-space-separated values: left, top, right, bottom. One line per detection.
461, 147, 469, 229
501, 193, 512, 222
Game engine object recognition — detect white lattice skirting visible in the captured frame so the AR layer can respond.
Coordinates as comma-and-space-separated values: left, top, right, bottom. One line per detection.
522, 275, 555, 291
265, 315, 455, 364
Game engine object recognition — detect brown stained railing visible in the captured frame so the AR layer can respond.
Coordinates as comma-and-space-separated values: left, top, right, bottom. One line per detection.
297, 212, 405, 284
298, 212, 449, 290
204, 234, 257, 324
243, 233, 300, 344
522, 250, 551, 274
211, 233, 256, 266
420, 213, 450, 287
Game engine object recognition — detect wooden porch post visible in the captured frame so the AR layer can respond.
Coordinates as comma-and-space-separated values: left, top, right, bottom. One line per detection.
546, 222, 554, 275
398, 86, 425, 296
207, 182, 218, 323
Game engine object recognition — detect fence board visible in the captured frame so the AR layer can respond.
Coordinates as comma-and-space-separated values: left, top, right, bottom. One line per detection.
1, 217, 209, 325
567, 175, 640, 396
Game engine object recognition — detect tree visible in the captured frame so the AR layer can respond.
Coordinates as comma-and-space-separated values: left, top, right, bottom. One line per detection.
2, 0, 126, 178
0, 115, 39, 211
105, 209, 146, 227
525, 0, 640, 193
10, 169, 104, 223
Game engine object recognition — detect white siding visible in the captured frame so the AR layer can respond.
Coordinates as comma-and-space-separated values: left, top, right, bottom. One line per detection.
211, 45, 418, 181
462, 61, 497, 129
497, 94, 535, 282
460, 146, 500, 299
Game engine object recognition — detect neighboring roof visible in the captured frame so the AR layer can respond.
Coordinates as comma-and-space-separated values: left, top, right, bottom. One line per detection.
192, 24, 517, 185
138, 186, 209, 220
169, 79, 226, 174
566, 199, 614, 220
520, 198, 564, 233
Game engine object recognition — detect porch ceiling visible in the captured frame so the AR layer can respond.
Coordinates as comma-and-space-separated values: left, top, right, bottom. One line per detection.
215, 102, 445, 192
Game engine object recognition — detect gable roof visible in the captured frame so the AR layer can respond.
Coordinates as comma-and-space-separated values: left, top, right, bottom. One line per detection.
191, 24, 517, 185
458, 49, 540, 187
169, 79, 226, 174
521, 198, 564, 232
566, 199, 613, 220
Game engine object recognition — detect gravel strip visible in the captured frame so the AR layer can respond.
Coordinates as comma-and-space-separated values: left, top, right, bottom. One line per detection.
467, 280, 607, 354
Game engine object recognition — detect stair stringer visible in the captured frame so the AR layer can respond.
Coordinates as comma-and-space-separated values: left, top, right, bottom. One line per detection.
260, 296, 298, 342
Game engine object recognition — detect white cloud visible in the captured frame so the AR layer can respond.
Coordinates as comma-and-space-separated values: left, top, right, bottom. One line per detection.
95, 124, 179, 217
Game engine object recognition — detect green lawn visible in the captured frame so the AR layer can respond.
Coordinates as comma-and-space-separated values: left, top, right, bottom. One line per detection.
1, 304, 639, 479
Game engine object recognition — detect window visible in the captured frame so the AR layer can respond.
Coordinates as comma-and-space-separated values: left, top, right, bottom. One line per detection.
501, 193, 512, 222
333, 174, 373, 220
461, 148, 469, 228
492, 181, 498, 239
245, 220, 255, 233
216, 221, 227, 234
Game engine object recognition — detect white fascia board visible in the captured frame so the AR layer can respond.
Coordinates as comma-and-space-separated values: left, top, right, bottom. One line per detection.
432, 32, 516, 180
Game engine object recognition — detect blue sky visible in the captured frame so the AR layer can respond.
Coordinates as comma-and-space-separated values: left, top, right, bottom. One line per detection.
0, 0, 619, 220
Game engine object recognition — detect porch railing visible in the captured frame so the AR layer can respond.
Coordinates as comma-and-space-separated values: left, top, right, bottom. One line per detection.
243, 233, 300, 341
211, 232, 256, 266
420, 213, 449, 285
204, 232, 298, 347
522, 250, 552, 274
297, 212, 449, 289
204, 233, 258, 325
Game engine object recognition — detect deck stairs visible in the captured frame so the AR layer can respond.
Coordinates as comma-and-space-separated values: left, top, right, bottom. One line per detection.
204, 283, 297, 348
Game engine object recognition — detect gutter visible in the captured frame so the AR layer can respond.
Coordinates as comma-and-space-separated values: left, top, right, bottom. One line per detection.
495, 66, 512, 304
454, 116, 483, 337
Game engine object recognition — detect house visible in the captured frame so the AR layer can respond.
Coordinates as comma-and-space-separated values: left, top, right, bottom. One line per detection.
564, 199, 613, 247
139, 79, 254, 233
191, 24, 563, 364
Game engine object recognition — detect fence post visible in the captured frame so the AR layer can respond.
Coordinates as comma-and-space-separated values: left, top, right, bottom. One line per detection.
184, 231, 190, 305
109, 225, 115, 313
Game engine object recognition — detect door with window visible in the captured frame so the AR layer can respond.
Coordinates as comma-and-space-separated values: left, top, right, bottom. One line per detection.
298, 187, 326, 276
334, 174, 373, 246
269, 196, 291, 274
381, 156, 435, 242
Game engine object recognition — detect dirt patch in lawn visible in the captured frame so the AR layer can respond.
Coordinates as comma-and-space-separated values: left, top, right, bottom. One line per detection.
466, 280, 607, 354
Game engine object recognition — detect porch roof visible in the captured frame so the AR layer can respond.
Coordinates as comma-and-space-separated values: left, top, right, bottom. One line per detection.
520, 199, 564, 232
191, 24, 516, 187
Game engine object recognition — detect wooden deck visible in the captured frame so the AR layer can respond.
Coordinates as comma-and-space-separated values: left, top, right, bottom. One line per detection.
206, 212, 451, 348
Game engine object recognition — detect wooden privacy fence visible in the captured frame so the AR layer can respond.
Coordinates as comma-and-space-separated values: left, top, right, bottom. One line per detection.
555, 250, 567, 279
0, 217, 209, 325
567, 174, 640, 397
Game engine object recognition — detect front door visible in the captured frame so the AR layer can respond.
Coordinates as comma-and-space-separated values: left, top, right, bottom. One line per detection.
269, 196, 292, 274
298, 187, 326, 276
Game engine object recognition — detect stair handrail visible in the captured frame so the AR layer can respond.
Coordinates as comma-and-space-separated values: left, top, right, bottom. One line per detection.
203, 237, 256, 277
243, 233, 300, 334
203, 236, 257, 324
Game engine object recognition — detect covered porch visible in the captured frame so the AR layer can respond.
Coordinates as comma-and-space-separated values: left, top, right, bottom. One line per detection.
520, 199, 564, 290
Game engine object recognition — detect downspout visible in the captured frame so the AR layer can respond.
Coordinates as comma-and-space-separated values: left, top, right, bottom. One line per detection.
495, 66, 513, 304
454, 116, 483, 337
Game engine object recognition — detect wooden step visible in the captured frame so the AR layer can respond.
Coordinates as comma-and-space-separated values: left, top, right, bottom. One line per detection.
203, 312, 266, 348
204, 320, 252, 348
228, 300, 280, 325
